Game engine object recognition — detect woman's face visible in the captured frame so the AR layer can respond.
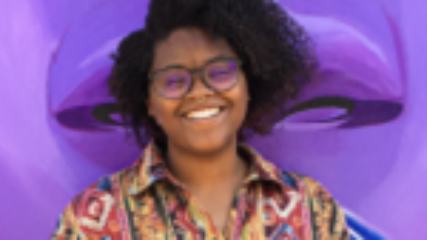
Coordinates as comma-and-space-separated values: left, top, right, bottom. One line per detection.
147, 28, 249, 155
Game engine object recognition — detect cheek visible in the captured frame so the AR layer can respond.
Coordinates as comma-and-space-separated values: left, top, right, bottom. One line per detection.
148, 95, 177, 127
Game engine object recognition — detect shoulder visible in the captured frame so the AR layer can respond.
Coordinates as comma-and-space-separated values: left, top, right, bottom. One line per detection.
69, 173, 123, 214
281, 171, 341, 216
52, 172, 128, 238
278, 171, 332, 200
275, 170, 328, 195
280, 171, 350, 239
289, 173, 333, 200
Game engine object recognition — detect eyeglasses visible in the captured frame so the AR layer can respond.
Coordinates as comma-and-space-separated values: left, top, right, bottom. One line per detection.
148, 57, 242, 99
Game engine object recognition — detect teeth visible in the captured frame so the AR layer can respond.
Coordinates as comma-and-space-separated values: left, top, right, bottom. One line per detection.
186, 108, 220, 119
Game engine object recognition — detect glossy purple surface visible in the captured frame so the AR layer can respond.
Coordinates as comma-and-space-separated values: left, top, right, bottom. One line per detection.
0, 0, 426, 239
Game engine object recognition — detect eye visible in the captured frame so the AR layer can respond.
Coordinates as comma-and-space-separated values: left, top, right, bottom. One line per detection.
208, 61, 238, 80
165, 77, 186, 88
209, 69, 233, 78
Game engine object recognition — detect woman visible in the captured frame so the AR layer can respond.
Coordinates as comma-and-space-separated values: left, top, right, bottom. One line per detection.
53, 0, 349, 239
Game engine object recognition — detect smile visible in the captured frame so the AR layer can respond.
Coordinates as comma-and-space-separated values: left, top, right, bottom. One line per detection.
185, 107, 222, 119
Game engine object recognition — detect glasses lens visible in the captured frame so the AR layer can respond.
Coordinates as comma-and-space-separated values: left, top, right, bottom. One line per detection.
152, 69, 191, 99
206, 60, 239, 91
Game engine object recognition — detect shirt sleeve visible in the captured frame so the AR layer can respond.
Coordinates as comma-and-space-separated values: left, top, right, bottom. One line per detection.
301, 176, 350, 240
51, 204, 87, 240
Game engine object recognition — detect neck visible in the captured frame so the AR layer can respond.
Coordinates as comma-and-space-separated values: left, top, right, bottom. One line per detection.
165, 139, 247, 191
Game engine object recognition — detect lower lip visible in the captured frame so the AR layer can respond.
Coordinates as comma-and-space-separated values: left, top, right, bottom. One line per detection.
183, 108, 227, 125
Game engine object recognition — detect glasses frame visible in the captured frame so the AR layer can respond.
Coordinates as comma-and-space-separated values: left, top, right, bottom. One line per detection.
148, 57, 242, 99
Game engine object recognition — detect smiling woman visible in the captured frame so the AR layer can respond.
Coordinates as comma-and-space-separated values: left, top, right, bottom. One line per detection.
52, 0, 349, 239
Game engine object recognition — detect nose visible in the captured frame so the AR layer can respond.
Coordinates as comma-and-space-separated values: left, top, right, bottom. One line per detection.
185, 70, 215, 99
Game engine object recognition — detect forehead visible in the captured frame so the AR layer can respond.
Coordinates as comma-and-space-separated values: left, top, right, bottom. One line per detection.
151, 28, 236, 70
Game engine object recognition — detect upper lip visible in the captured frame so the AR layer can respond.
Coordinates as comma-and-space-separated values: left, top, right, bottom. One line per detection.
179, 101, 226, 117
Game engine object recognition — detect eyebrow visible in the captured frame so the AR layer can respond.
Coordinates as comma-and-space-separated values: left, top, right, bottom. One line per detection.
151, 55, 235, 74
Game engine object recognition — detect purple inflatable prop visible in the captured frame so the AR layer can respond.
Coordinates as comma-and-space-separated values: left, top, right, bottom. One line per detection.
0, 0, 426, 239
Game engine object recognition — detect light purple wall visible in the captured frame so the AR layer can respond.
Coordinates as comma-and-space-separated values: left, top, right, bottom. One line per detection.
0, 0, 425, 239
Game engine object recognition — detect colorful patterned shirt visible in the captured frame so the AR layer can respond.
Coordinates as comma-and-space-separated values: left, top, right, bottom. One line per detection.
52, 142, 349, 239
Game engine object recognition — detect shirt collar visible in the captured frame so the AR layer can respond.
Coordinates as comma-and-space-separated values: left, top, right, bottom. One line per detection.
238, 144, 289, 187
127, 141, 291, 196
127, 141, 179, 196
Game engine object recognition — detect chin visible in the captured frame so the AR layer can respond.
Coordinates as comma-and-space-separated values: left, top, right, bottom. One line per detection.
185, 134, 234, 156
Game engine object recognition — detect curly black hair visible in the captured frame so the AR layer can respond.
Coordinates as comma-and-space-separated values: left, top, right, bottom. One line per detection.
108, 0, 317, 148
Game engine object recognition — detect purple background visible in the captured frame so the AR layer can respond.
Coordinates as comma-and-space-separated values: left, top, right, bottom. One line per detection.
0, 0, 426, 239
